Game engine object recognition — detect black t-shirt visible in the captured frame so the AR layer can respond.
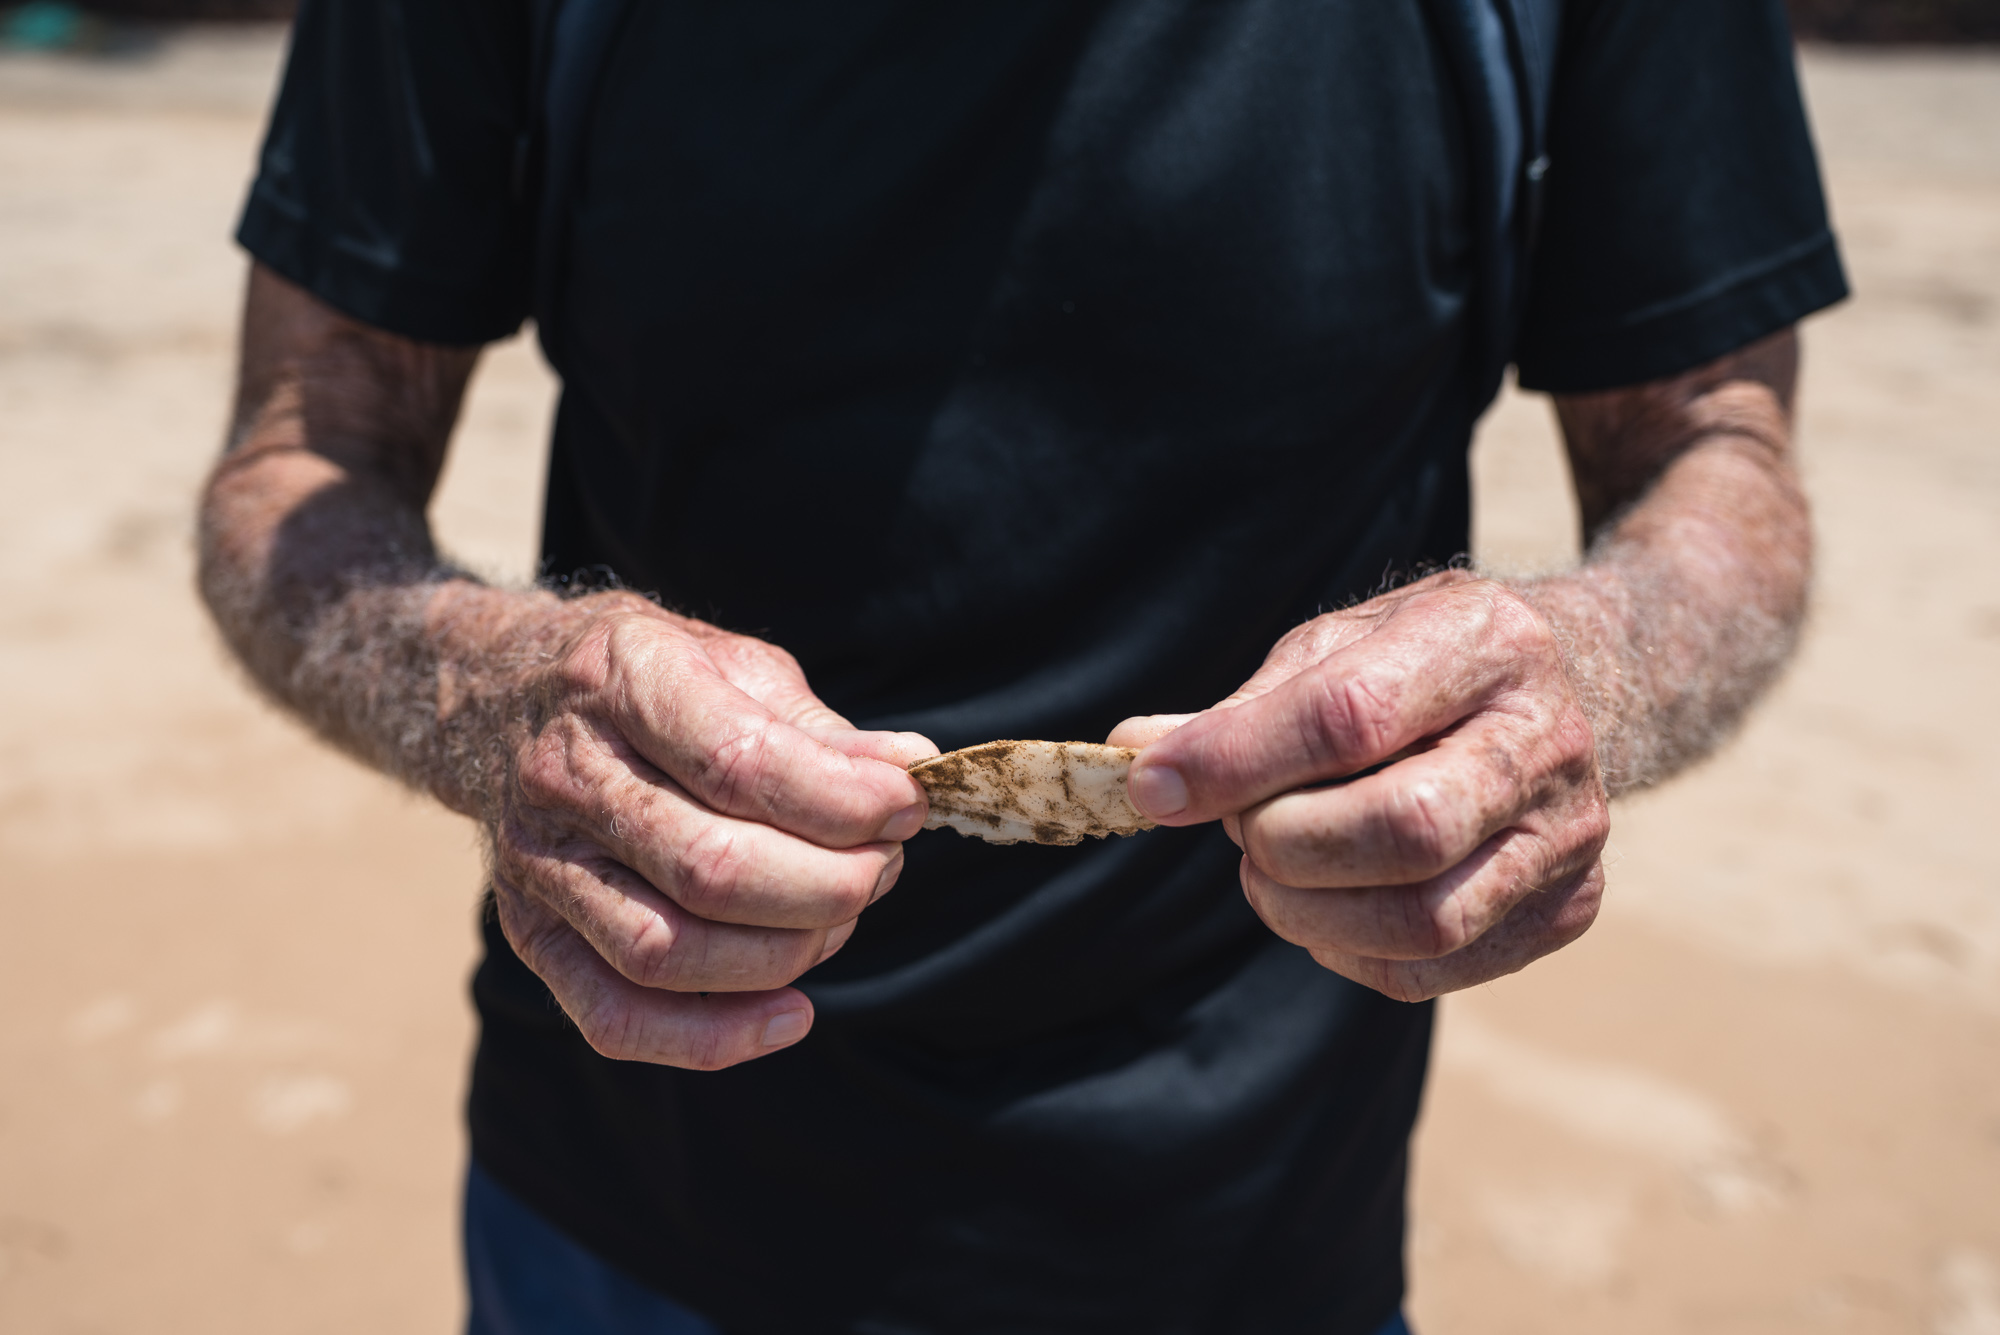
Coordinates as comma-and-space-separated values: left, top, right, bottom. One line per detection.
239, 2, 1844, 1331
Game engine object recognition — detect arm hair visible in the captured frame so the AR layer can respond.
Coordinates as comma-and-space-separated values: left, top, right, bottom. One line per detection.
1518, 330, 1810, 794
198, 264, 634, 821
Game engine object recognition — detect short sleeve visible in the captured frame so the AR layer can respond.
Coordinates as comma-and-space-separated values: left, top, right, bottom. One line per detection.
1512, 0, 1848, 393
236, 0, 535, 346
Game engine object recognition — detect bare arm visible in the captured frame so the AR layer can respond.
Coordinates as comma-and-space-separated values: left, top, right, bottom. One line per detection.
202, 264, 518, 813
1531, 329, 1807, 794
201, 264, 935, 1067
1115, 330, 1810, 999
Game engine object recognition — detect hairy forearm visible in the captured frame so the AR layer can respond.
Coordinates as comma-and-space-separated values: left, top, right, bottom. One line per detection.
198, 266, 640, 820
1515, 345, 1811, 795
201, 443, 568, 818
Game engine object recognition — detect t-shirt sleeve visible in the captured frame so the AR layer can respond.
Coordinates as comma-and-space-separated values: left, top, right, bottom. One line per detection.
1512, 0, 1848, 393
236, 0, 535, 346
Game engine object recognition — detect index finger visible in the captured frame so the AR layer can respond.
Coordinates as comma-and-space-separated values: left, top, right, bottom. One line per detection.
592, 626, 927, 847
1127, 609, 1513, 825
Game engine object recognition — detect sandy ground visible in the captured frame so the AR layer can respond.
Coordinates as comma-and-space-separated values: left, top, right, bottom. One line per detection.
0, 29, 1994, 1335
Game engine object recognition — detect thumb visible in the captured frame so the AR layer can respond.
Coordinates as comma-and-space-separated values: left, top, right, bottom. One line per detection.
1106, 712, 1201, 749
1114, 693, 1266, 818
806, 725, 941, 771
737, 657, 941, 771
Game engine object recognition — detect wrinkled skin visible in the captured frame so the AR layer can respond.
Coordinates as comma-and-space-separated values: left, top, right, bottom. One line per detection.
1111, 575, 1606, 1002
200, 264, 1807, 1064
1113, 335, 1807, 1002
485, 602, 936, 1067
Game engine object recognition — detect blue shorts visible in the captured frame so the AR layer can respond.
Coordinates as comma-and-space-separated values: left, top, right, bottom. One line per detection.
466, 1164, 1413, 1335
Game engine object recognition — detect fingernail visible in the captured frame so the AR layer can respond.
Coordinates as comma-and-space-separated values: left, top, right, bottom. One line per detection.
1128, 763, 1188, 819
878, 801, 926, 843
762, 1009, 810, 1048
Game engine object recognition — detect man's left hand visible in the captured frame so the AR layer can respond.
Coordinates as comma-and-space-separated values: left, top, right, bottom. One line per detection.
1110, 570, 1607, 1002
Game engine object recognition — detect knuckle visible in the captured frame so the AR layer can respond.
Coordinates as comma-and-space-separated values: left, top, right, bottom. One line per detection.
1240, 859, 1341, 951
1239, 819, 1285, 885
488, 816, 536, 878
1318, 949, 1440, 1004
1305, 669, 1401, 767
1335, 673, 1401, 752
1487, 585, 1555, 657
550, 609, 670, 703
1550, 707, 1602, 780
612, 905, 686, 989
1398, 892, 1466, 960
1277, 613, 1343, 662
514, 730, 581, 809
692, 719, 781, 815
745, 935, 818, 991
1375, 967, 1441, 1005
1243, 826, 1323, 898
737, 636, 803, 679
1237, 857, 1300, 935
1548, 864, 1606, 947
549, 627, 618, 700
1575, 793, 1611, 854
1237, 853, 1278, 916
490, 845, 541, 904
574, 996, 642, 1062
488, 874, 532, 942
678, 1021, 738, 1073
496, 891, 572, 980
1532, 768, 1609, 868
1554, 898, 1601, 951
1380, 782, 1462, 878
826, 857, 884, 921
491, 800, 590, 893
674, 821, 750, 917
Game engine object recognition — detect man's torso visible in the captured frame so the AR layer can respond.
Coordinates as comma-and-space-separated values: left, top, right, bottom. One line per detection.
481, 6, 1477, 1331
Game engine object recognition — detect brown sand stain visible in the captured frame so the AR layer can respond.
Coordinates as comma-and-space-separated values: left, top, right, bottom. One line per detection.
908, 740, 1156, 846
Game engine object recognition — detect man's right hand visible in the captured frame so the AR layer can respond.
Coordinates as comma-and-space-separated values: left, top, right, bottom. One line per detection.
199, 266, 934, 1072
486, 595, 936, 1069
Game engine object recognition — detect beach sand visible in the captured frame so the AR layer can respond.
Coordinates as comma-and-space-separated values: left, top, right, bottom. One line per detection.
0, 32, 1993, 1333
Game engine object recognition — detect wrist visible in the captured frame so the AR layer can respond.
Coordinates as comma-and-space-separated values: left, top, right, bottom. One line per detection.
423, 584, 700, 819
1510, 569, 1638, 794
419, 583, 630, 816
